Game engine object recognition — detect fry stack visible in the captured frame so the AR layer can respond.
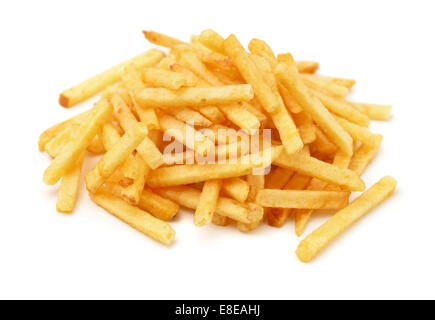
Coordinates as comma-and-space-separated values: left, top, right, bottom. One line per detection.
39, 29, 396, 261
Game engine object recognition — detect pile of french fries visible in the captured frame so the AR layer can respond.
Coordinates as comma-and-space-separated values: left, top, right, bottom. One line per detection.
39, 29, 397, 262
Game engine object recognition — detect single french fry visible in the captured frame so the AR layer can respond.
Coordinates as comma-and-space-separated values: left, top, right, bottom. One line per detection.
273, 150, 365, 191
136, 107, 160, 130
275, 61, 353, 156
90, 192, 175, 245
39, 110, 91, 151
302, 74, 356, 90
143, 30, 185, 48
256, 189, 349, 209
194, 180, 223, 226
169, 63, 200, 87
119, 153, 148, 205
198, 29, 226, 54
43, 99, 113, 185
59, 49, 164, 108
349, 143, 382, 176
295, 61, 319, 74
350, 102, 392, 121
140, 189, 179, 221
135, 85, 253, 109
142, 67, 186, 89
212, 214, 230, 226
301, 74, 349, 98
148, 146, 283, 188
336, 116, 383, 147
85, 122, 148, 193
198, 106, 226, 124
44, 125, 77, 158
278, 82, 303, 114
156, 186, 251, 223
56, 153, 84, 213
296, 176, 397, 262
111, 94, 138, 130
222, 178, 250, 203
314, 91, 370, 127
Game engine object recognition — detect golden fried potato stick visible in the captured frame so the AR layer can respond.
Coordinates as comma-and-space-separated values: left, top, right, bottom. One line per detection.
296, 176, 397, 262
274, 60, 353, 156
85, 122, 148, 193
222, 178, 250, 203
143, 30, 184, 48
314, 91, 370, 127
292, 112, 316, 144
194, 180, 223, 226
220, 104, 261, 132
136, 137, 164, 169
350, 102, 392, 121
59, 49, 164, 108
349, 143, 382, 176
257, 189, 348, 209
56, 153, 84, 213
87, 134, 105, 155
295, 61, 319, 74
301, 74, 349, 98
273, 150, 365, 191
278, 83, 303, 114
135, 85, 253, 109
336, 116, 383, 147
90, 192, 175, 245
136, 107, 161, 130
119, 153, 148, 205
43, 100, 113, 185
302, 74, 356, 90
44, 125, 77, 158
142, 67, 186, 90
198, 29, 226, 54
156, 186, 252, 223
39, 110, 91, 151
294, 151, 353, 236
148, 146, 283, 188
236, 173, 265, 232
169, 63, 200, 87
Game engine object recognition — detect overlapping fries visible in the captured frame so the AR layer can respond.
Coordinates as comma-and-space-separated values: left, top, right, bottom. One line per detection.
39, 29, 396, 260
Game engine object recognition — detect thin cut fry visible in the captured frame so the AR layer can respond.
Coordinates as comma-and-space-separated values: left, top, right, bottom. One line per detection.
90, 192, 175, 245
59, 49, 164, 108
295, 61, 319, 74
222, 178, 250, 203
56, 153, 84, 213
336, 116, 383, 147
142, 67, 186, 89
349, 143, 382, 175
350, 102, 392, 121
296, 176, 397, 262
194, 180, 223, 226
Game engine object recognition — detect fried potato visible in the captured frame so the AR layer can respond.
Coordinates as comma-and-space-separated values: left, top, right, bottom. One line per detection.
43, 99, 113, 185
336, 116, 383, 147
296, 176, 397, 262
273, 150, 365, 191
220, 104, 261, 132
350, 102, 392, 121
167, 108, 212, 127
59, 49, 164, 108
90, 192, 175, 245
194, 180, 223, 226
198, 29, 226, 54
135, 85, 253, 109
56, 153, 84, 213
349, 143, 382, 175
295, 61, 319, 74
301, 74, 349, 98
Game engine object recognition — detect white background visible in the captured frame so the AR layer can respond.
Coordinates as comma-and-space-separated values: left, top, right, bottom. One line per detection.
1, 0, 434, 299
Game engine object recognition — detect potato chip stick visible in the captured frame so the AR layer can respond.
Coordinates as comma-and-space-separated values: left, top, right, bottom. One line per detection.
90, 192, 175, 245
296, 176, 397, 262
349, 143, 382, 176
194, 180, 223, 226
85, 122, 148, 193
275, 61, 353, 156
59, 49, 164, 108
273, 150, 365, 191
135, 85, 253, 109
43, 99, 113, 185
56, 153, 84, 213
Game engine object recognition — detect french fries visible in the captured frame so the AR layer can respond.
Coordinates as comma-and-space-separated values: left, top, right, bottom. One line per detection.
296, 176, 397, 262
40, 29, 395, 261
59, 49, 164, 108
